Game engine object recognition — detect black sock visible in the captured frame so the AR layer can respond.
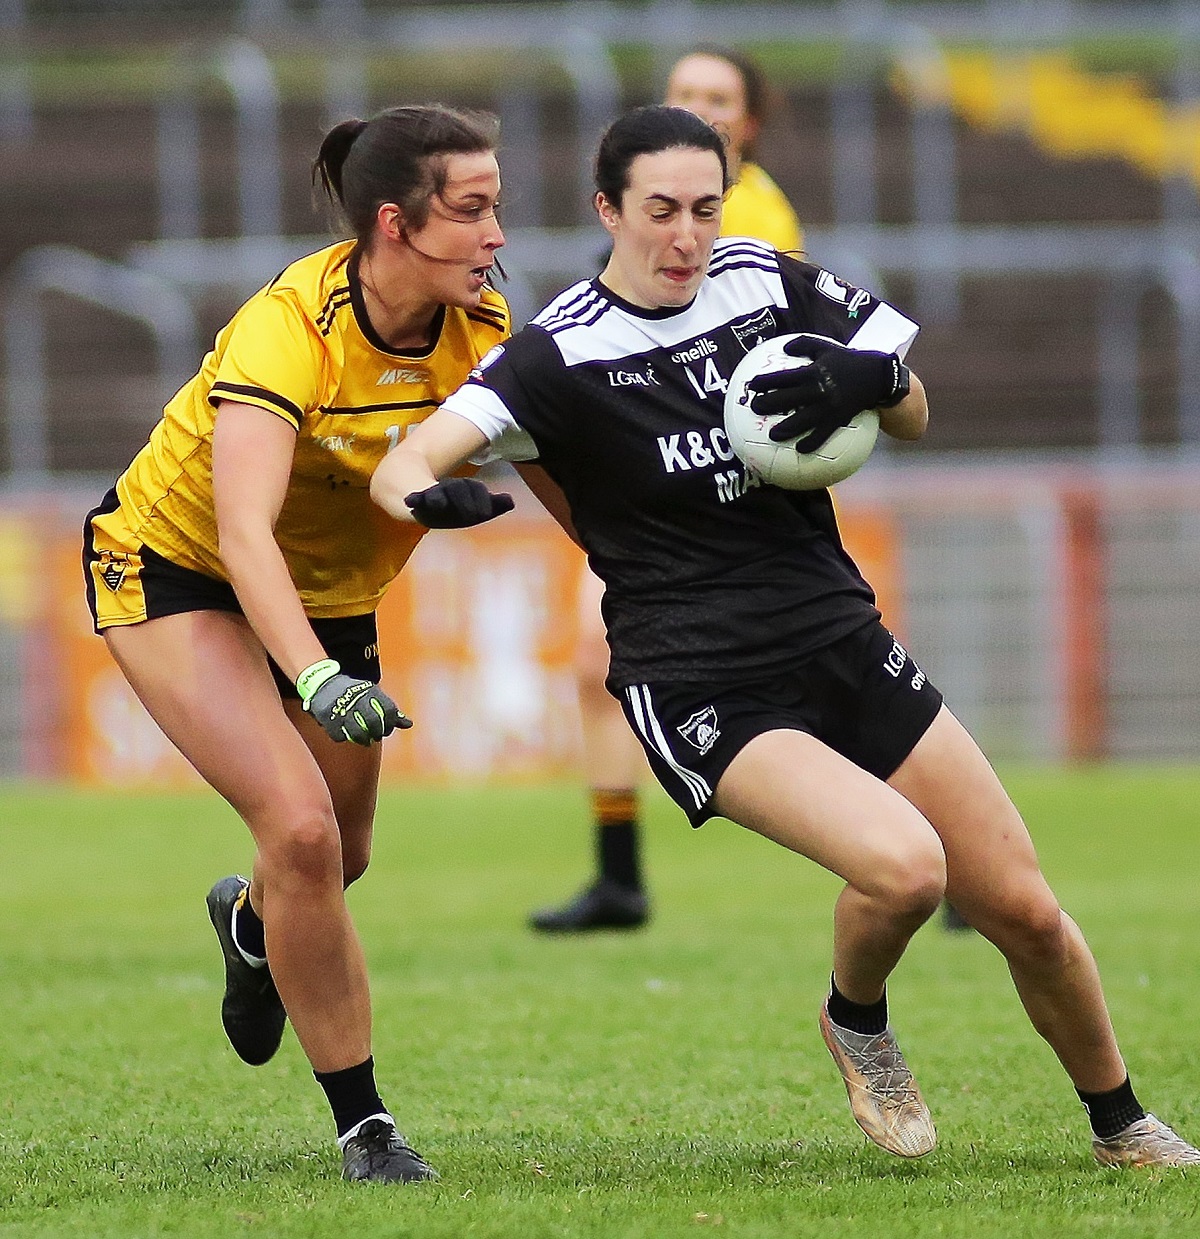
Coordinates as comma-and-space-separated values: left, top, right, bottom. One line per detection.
232, 887, 266, 961
593, 789, 641, 889
827, 975, 889, 1036
314, 1057, 388, 1139
1078, 1076, 1145, 1140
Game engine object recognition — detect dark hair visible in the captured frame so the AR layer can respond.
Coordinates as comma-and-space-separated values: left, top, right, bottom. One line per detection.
669, 45, 774, 162
313, 104, 500, 242
594, 105, 730, 210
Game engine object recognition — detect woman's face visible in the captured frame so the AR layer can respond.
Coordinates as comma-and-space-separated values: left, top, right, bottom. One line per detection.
664, 53, 758, 163
397, 150, 505, 308
597, 146, 724, 310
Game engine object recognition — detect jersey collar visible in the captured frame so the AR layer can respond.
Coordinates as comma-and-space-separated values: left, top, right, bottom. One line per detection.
347, 248, 446, 358
591, 276, 700, 320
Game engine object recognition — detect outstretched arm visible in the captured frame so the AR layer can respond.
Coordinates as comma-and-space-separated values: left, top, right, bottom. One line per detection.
371, 409, 502, 525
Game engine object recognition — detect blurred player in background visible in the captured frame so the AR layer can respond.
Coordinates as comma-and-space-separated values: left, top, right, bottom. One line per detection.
82, 104, 509, 1183
529, 45, 805, 933
374, 103, 1200, 1170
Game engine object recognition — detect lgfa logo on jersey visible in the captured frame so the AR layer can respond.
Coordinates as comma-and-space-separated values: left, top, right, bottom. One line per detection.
677, 706, 721, 754
607, 364, 661, 388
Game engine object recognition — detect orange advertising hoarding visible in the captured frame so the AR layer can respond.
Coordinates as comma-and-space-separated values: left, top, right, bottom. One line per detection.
47, 503, 902, 787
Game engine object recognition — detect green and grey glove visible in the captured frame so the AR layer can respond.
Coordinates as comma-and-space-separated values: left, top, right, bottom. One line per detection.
296, 659, 412, 745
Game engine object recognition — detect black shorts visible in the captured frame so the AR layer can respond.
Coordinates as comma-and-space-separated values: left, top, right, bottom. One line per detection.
617, 619, 943, 827
88, 540, 380, 701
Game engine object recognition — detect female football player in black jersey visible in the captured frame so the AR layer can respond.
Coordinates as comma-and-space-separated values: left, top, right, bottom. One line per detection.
371, 105, 1199, 1169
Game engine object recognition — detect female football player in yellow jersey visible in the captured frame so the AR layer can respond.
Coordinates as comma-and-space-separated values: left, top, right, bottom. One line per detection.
82, 104, 510, 1183
530, 46, 805, 934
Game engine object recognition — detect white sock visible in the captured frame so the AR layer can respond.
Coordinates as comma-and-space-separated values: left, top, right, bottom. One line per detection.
230, 900, 268, 969
337, 1112, 395, 1148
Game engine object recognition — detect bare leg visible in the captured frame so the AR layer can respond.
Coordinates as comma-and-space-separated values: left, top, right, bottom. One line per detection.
713, 729, 946, 1002
889, 706, 1127, 1093
713, 728, 944, 1157
105, 612, 372, 1073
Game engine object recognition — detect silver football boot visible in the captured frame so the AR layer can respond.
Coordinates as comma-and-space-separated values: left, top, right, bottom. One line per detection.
819, 1002, 937, 1158
1093, 1115, 1200, 1168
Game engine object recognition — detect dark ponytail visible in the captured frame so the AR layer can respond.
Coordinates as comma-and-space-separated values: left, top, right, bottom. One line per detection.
313, 118, 368, 206
312, 104, 500, 243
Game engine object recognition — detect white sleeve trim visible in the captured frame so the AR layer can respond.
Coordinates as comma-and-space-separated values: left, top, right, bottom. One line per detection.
439, 383, 539, 464
846, 302, 919, 359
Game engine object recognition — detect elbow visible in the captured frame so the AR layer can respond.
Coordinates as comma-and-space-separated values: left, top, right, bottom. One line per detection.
215, 515, 273, 579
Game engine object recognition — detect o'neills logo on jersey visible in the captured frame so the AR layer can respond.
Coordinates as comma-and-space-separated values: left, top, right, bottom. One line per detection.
670, 337, 717, 364
607, 365, 661, 388
677, 706, 721, 755
97, 550, 132, 592
730, 308, 775, 352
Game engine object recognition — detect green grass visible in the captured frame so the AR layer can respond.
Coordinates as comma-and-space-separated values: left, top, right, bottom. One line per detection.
3, 768, 1200, 1238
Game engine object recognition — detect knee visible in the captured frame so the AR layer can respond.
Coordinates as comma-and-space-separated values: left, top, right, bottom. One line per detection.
872, 841, 947, 921
257, 808, 344, 891
982, 888, 1067, 963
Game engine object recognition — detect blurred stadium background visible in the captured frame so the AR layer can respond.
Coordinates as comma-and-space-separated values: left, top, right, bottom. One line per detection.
2, 0, 1198, 785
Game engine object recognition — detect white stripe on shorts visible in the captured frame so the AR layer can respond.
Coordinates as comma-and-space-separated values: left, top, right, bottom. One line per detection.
625, 684, 713, 810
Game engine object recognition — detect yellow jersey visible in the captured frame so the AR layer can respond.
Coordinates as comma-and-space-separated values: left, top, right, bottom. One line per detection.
721, 162, 804, 254
109, 240, 510, 618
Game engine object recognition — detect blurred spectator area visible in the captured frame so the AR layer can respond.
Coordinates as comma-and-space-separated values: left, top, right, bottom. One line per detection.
2, 2, 1198, 477
2, 2, 1200, 775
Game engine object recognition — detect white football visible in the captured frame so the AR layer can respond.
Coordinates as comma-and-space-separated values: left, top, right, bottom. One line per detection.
723, 333, 880, 490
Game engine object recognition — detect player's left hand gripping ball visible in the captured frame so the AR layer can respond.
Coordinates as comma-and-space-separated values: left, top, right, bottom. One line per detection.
747, 334, 908, 449
297, 659, 413, 745
405, 477, 515, 529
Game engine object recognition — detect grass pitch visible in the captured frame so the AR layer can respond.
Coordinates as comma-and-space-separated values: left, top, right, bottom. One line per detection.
3, 768, 1199, 1238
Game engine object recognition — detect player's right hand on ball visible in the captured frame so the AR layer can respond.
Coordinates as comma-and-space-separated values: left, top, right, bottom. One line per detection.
404, 477, 515, 529
296, 659, 413, 745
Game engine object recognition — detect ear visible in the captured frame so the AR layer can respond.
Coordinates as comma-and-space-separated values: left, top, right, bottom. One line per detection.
595, 191, 620, 235
376, 201, 405, 242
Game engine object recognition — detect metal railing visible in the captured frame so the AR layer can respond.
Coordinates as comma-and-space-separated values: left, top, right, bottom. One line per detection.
4, 223, 1200, 486
2, 247, 196, 487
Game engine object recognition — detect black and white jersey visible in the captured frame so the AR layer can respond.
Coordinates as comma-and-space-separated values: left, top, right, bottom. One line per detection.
441, 237, 919, 688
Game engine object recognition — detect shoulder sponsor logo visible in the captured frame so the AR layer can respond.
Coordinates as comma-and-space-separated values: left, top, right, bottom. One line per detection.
730, 308, 776, 352
677, 706, 721, 754
468, 344, 506, 381
815, 270, 852, 303
377, 367, 426, 386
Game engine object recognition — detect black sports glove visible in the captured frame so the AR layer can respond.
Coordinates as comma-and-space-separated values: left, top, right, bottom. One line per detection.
297, 659, 413, 745
746, 334, 908, 449
404, 477, 515, 529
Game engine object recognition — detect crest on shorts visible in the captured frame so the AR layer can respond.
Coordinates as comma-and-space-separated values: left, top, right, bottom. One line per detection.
97, 550, 131, 592
677, 706, 721, 754
730, 308, 776, 353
